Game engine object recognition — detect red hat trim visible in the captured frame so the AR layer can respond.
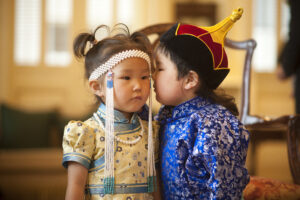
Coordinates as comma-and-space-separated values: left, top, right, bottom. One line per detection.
175, 24, 228, 71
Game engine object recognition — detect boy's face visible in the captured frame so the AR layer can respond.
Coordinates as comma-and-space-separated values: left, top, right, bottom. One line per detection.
153, 50, 187, 106
96, 57, 150, 119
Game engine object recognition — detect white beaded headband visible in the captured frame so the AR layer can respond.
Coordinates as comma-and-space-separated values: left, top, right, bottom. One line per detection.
89, 49, 151, 81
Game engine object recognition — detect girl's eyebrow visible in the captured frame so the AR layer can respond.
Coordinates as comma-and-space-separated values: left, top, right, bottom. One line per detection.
141, 68, 150, 72
120, 67, 149, 72
118, 69, 133, 73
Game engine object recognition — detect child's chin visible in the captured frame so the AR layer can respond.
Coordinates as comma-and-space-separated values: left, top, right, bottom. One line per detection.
155, 96, 165, 105
130, 105, 146, 113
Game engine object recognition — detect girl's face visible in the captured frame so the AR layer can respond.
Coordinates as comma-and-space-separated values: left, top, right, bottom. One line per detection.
104, 57, 150, 119
153, 50, 187, 106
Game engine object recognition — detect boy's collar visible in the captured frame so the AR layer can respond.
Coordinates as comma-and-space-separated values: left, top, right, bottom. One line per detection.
158, 96, 211, 122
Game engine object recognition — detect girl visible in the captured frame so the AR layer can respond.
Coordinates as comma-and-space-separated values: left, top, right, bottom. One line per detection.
62, 24, 159, 200
153, 8, 250, 199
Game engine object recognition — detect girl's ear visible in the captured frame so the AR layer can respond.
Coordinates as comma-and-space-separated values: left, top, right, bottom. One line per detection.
89, 80, 105, 97
184, 70, 199, 90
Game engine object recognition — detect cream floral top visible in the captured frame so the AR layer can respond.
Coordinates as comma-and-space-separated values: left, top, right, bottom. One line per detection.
62, 104, 159, 200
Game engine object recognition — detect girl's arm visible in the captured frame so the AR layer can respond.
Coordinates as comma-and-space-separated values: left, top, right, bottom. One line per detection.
65, 162, 88, 200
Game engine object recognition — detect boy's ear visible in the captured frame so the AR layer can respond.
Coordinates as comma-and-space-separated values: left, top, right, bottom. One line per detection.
89, 80, 104, 97
184, 70, 199, 90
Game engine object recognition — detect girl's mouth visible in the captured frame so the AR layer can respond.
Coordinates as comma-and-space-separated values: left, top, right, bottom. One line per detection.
133, 96, 142, 100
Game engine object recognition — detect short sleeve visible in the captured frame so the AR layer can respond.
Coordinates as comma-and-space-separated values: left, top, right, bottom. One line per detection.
62, 120, 96, 169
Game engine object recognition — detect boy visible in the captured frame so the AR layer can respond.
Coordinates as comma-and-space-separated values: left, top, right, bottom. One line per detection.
154, 8, 250, 200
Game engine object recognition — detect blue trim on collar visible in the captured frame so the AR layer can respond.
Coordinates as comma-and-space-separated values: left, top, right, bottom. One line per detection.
96, 104, 141, 133
98, 103, 139, 123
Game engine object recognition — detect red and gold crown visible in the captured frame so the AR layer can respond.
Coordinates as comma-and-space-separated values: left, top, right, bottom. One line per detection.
160, 8, 243, 89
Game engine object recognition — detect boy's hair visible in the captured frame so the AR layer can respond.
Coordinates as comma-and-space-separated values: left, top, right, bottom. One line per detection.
73, 24, 152, 80
73, 24, 152, 102
157, 42, 239, 116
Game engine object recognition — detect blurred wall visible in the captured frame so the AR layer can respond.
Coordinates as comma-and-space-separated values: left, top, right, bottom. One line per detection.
0, 0, 295, 117
0, 0, 13, 104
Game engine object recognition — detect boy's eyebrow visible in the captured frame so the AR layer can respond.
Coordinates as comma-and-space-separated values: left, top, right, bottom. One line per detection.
141, 68, 150, 72
155, 60, 162, 66
156, 59, 162, 64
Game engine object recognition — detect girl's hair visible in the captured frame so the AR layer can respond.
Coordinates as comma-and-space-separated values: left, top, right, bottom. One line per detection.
73, 24, 152, 102
157, 43, 239, 116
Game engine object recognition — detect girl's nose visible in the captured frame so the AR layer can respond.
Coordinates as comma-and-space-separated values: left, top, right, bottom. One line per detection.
133, 79, 142, 91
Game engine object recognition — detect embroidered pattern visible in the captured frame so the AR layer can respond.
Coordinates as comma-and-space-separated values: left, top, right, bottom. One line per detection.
62, 104, 159, 199
158, 96, 250, 200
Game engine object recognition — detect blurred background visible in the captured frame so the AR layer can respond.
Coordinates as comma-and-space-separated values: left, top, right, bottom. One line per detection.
0, 0, 296, 199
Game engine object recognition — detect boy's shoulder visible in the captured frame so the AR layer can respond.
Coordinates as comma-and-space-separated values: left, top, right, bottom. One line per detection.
156, 100, 240, 124
191, 103, 239, 123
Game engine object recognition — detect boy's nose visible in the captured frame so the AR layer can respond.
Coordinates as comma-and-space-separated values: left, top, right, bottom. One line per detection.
152, 71, 157, 80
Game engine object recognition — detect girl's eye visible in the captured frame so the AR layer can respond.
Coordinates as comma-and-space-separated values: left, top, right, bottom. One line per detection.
142, 75, 150, 80
121, 76, 130, 80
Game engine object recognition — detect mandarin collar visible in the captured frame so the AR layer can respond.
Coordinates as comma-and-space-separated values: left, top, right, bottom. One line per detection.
97, 103, 139, 124
158, 96, 211, 123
